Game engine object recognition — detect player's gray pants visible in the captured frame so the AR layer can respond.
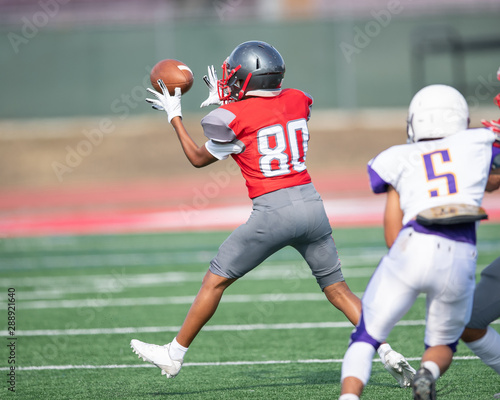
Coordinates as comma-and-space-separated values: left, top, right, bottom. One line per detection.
209, 183, 344, 290
466, 256, 500, 329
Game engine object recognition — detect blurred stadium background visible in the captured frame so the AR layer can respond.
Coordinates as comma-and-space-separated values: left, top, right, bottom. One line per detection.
0, 0, 500, 236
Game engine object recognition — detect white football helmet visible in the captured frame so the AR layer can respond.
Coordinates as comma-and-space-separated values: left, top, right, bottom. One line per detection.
407, 84, 469, 143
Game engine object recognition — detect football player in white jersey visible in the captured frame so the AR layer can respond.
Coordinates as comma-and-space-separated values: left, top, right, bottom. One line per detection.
338, 84, 500, 400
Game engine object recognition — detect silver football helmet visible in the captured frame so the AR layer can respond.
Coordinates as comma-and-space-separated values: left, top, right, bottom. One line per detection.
407, 84, 469, 143
217, 41, 285, 103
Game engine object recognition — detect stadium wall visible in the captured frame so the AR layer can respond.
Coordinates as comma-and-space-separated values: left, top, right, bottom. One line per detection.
1, 12, 499, 119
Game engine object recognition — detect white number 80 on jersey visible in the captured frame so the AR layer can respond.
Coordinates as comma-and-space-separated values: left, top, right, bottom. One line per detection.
257, 118, 309, 177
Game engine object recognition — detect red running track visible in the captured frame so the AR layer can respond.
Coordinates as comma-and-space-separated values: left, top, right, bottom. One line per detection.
1, 172, 499, 237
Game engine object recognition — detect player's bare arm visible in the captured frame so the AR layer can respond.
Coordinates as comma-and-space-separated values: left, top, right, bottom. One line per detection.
383, 185, 403, 248
170, 116, 218, 168
486, 172, 500, 192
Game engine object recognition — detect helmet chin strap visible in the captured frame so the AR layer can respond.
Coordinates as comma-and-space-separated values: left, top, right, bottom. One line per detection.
237, 72, 252, 100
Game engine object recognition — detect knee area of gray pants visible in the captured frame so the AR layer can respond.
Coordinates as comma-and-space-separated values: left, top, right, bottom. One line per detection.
316, 264, 344, 291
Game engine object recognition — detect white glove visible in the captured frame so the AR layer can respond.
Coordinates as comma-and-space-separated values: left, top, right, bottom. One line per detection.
382, 348, 416, 388
200, 65, 222, 108
146, 79, 182, 123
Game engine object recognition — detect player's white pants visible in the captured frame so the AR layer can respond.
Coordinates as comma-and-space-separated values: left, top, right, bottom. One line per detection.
362, 227, 477, 348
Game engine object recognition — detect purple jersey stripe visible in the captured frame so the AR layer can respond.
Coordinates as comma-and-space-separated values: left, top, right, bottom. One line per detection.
425, 339, 459, 353
367, 163, 389, 194
404, 219, 476, 245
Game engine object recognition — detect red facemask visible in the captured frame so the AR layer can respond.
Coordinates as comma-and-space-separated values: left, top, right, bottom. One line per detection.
217, 61, 253, 103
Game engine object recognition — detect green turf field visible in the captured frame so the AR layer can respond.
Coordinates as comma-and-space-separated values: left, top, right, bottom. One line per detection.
1, 224, 499, 399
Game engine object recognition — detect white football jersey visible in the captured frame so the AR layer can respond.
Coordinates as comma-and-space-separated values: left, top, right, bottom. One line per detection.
368, 128, 497, 225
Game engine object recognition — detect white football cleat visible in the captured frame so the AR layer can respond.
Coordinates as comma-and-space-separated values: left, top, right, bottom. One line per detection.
130, 339, 183, 378
383, 349, 416, 388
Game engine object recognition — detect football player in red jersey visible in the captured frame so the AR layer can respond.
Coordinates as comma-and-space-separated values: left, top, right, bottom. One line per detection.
130, 41, 414, 385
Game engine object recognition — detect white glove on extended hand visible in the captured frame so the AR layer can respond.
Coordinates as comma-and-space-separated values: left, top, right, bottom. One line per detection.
146, 79, 182, 123
200, 65, 222, 108
382, 349, 416, 388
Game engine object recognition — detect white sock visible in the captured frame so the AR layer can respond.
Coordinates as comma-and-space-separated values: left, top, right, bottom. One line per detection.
341, 341, 376, 386
377, 343, 392, 362
421, 360, 440, 381
169, 337, 188, 361
339, 394, 360, 400
465, 326, 500, 374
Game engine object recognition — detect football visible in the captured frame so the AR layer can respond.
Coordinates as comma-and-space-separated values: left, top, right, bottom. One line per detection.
150, 59, 194, 95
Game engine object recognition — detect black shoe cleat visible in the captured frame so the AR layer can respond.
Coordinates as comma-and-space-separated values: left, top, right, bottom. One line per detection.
412, 367, 436, 400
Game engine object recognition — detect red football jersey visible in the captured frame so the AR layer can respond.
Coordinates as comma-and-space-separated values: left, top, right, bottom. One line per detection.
202, 89, 313, 198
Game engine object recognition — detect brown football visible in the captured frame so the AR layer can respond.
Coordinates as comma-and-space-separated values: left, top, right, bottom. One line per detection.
150, 59, 194, 95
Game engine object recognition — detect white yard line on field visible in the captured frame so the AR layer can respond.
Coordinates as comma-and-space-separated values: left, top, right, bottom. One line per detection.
3, 319, 497, 338
1, 319, 431, 337
0, 248, 386, 272
0, 356, 481, 372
